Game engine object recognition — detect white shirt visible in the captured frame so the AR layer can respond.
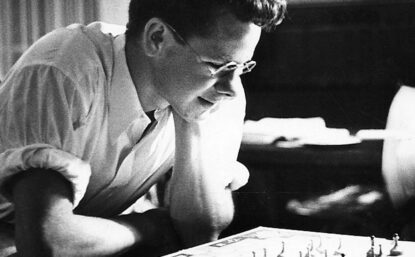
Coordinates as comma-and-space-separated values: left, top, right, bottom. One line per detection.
382, 85, 415, 208
0, 22, 175, 220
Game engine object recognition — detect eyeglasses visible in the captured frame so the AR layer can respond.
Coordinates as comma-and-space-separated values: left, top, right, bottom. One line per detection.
163, 22, 257, 78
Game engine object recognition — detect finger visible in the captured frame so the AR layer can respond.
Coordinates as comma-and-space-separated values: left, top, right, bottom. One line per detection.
228, 162, 249, 191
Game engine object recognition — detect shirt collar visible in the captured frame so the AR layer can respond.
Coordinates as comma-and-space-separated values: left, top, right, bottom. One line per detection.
108, 34, 150, 141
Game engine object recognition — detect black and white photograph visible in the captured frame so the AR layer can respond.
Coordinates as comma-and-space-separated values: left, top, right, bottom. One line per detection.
1, 0, 415, 256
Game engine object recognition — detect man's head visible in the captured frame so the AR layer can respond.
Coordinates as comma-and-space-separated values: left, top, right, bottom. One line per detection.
126, 0, 286, 41
125, 0, 287, 121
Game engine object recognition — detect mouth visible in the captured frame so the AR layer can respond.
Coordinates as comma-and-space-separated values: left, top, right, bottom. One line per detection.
198, 97, 215, 107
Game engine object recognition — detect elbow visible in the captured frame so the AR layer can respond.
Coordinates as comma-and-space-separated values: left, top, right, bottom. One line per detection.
15, 216, 84, 257
206, 205, 234, 236
17, 234, 87, 257
173, 204, 235, 247
15, 232, 61, 257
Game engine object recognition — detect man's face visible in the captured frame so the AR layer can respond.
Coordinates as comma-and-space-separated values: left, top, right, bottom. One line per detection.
153, 13, 262, 121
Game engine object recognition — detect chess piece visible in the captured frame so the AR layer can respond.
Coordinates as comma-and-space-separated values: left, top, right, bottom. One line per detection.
277, 241, 285, 257
307, 239, 318, 257
304, 245, 311, 257
376, 244, 383, 257
389, 233, 403, 256
366, 235, 376, 257
334, 237, 345, 256
316, 237, 325, 255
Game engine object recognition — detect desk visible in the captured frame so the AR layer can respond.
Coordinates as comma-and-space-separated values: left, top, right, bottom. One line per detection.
224, 140, 397, 238
238, 140, 383, 169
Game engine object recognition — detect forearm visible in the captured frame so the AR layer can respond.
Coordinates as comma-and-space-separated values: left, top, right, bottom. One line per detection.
15, 199, 140, 256
17, 209, 178, 257
24, 214, 138, 256
12, 169, 174, 257
171, 150, 235, 243
168, 114, 237, 246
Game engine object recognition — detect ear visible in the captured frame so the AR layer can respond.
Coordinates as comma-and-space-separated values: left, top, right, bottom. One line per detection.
142, 18, 170, 57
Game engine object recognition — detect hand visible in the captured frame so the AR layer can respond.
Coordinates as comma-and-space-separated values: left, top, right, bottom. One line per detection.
0, 221, 16, 256
227, 162, 249, 191
120, 208, 182, 256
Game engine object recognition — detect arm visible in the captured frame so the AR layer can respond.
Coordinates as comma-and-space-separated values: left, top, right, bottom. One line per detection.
167, 97, 249, 247
12, 169, 180, 257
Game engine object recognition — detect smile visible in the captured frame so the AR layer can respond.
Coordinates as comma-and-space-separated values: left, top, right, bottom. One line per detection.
198, 97, 215, 107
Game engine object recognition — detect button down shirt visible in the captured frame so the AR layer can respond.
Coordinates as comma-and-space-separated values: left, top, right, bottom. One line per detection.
0, 22, 175, 220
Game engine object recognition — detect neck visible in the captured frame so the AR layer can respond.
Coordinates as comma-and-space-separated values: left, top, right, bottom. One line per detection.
125, 37, 168, 112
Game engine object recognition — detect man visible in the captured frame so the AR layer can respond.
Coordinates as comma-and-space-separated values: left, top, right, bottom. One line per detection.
0, 0, 286, 256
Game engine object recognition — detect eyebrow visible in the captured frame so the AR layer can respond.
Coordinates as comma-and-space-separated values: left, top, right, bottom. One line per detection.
197, 44, 246, 64
203, 54, 238, 65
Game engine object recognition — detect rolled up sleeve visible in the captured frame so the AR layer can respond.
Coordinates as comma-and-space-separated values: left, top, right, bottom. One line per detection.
0, 145, 91, 207
0, 64, 92, 214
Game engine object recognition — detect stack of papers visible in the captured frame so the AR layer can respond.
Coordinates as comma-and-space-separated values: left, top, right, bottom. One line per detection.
243, 117, 359, 146
356, 129, 415, 140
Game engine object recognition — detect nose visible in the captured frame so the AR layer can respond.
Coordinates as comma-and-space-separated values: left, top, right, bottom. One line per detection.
214, 73, 241, 99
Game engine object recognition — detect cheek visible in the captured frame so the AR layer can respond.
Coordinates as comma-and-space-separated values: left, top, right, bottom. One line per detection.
164, 47, 195, 75
156, 51, 215, 99
159, 58, 193, 88
161, 68, 212, 97
154, 67, 198, 102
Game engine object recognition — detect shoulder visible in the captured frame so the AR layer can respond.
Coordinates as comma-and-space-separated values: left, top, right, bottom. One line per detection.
12, 22, 125, 84
4, 22, 126, 104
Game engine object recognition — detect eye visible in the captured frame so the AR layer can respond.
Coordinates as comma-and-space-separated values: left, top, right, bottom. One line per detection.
204, 61, 223, 70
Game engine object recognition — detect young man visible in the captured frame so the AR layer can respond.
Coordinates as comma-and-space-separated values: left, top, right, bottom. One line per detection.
0, 0, 286, 256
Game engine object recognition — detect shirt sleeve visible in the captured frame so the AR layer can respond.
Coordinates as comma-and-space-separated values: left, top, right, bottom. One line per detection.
382, 86, 415, 208
0, 64, 92, 208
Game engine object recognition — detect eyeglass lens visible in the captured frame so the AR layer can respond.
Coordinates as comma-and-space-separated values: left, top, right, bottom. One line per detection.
214, 61, 256, 77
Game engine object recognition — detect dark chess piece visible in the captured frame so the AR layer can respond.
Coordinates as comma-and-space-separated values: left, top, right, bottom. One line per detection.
377, 244, 383, 257
389, 233, 403, 256
277, 241, 285, 257
263, 247, 267, 257
367, 235, 376, 257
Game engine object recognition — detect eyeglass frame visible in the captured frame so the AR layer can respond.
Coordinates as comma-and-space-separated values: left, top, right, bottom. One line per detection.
163, 21, 257, 78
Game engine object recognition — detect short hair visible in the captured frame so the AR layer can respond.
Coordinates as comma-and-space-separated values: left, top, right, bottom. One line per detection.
126, 0, 287, 41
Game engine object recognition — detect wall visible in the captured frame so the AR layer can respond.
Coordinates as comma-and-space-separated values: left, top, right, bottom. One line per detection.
0, 0, 130, 81
243, 1, 415, 129
0, 0, 98, 80
98, 0, 129, 26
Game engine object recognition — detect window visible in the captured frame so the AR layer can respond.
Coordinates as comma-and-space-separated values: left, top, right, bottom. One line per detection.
0, 0, 98, 80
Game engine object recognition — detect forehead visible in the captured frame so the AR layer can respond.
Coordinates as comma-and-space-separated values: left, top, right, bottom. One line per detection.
188, 12, 262, 63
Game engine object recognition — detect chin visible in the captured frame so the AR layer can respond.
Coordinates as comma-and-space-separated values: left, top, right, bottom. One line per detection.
179, 109, 212, 122
184, 113, 209, 122
174, 102, 220, 122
